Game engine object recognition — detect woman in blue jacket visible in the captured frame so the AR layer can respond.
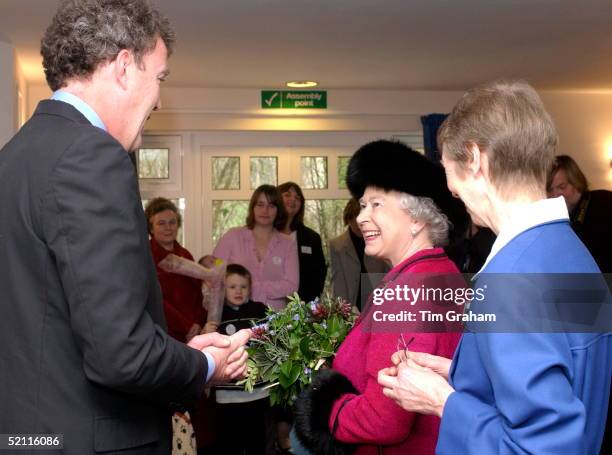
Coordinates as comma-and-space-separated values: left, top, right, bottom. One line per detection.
379, 80, 611, 454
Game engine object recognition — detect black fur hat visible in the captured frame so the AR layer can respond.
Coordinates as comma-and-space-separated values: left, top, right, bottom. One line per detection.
346, 139, 469, 241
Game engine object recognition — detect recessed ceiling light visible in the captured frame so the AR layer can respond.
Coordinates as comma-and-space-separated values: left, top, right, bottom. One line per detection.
286, 81, 318, 88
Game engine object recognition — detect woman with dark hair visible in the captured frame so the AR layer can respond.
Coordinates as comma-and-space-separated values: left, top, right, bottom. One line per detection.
547, 154, 590, 210
213, 184, 299, 310
145, 197, 205, 343
547, 154, 612, 272
278, 181, 327, 303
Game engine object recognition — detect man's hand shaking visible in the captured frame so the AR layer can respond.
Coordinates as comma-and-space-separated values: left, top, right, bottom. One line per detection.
188, 329, 251, 384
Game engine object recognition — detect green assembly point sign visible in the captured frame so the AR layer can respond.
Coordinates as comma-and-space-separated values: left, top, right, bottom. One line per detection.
261, 91, 327, 109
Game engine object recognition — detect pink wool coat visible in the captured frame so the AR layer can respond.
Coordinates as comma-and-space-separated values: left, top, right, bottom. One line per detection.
329, 248, 462, 455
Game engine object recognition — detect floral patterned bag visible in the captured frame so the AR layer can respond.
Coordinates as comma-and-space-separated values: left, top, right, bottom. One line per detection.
172, 411, 196, 455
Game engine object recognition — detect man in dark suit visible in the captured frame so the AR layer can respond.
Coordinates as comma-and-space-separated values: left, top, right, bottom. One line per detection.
0, 1, 249, 454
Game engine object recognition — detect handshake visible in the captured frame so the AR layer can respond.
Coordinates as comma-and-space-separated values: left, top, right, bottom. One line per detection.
187, 328, 251, 384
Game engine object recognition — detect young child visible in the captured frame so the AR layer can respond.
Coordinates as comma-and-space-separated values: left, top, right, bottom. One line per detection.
209, 263, 271, 455
203, 263, 267, 335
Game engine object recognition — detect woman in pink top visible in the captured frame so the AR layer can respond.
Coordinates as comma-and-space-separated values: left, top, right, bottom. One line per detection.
292, 140, 468, 455
213, 184, 299, 311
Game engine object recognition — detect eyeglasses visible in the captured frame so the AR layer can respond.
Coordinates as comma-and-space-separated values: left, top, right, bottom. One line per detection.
396, 334, 415, 364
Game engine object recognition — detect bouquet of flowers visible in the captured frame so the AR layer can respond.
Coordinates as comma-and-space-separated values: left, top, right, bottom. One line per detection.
239, 293, 356, 408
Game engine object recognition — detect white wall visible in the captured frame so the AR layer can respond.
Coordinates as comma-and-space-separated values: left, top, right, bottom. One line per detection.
28, 83, 51, 118
24, 84, 612, 190
541, 91, 612, 190
149, 87, 461, 132
15, 57, 28, 129
0, 40, 16, 148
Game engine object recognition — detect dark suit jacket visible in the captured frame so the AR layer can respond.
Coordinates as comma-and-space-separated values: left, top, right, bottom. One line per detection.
0, 100, 207, 454
570, 189, 612, 273
328, 230, 389, 308
296, 224, 327, 302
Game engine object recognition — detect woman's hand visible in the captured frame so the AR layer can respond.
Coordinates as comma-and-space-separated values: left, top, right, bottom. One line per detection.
391, 350, 452, 380
378, 356, 454, 417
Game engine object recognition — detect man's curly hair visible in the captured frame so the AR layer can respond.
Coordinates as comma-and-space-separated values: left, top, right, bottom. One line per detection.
41, 0, 175, 91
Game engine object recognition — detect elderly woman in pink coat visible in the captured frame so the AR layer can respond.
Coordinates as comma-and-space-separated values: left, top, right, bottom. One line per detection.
292, 140, 467, 455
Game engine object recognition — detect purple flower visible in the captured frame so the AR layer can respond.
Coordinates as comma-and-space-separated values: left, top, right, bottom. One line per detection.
337, 300, 353, 319
310, 302, 329, 320
251, 323, 269, 340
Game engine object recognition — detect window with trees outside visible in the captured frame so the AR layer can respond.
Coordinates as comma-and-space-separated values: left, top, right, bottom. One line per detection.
137, 135, 186, 247
206, 148, 354, 260
137, 133, 424, 274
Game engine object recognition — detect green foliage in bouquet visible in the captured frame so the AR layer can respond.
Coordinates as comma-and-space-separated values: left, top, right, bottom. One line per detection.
238, 293, 356, 408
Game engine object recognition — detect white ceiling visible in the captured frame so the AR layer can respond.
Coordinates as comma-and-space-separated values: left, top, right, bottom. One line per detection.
1, 0, 612, 90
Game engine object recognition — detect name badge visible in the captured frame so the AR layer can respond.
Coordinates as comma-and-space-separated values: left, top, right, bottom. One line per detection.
301, 246, 312, 254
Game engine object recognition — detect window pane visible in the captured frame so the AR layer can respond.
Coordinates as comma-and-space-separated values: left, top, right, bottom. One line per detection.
138, 148, 169, 179
212, 200, 249, 246
250, 156, 278, 189
338, 156, 350, 189
212, 157, 240, 190
141, 197, 185, 245
304, 199, 348, 255
300, 156, 328, 189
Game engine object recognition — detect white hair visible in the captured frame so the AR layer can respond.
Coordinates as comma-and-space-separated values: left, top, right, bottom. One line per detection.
397, 193, 450, 246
